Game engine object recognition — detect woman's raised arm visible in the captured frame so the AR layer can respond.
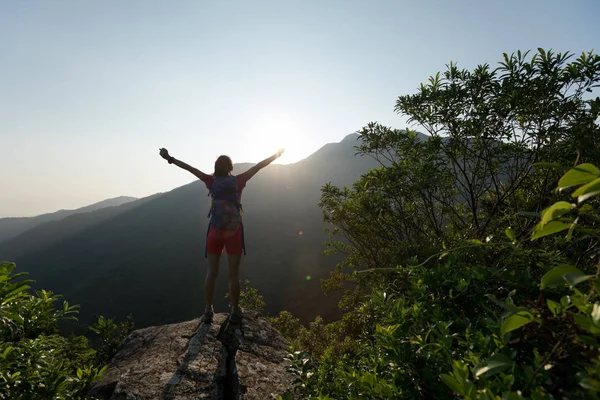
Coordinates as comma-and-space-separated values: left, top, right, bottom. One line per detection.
243, 149, 284, 180
159, 148, 207, 181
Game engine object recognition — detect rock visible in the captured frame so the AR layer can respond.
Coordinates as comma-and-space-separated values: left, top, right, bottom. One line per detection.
89, 311, 294, 399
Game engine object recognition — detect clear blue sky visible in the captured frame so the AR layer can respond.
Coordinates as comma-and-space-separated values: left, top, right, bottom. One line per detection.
1, 0, 598, 217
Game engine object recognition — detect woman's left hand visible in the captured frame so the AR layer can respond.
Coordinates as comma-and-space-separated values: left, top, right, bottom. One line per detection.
159, 148, 171, 160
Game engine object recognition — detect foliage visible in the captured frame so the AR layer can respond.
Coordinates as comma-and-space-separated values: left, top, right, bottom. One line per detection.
282, 49, 600, 399
269, 310, 302, 341
0, 261, 133, 399
320, 49, 600, 300
90, 314, 134, 365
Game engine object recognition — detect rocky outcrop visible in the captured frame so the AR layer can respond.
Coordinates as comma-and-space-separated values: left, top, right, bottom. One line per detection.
89, 311, 294, 399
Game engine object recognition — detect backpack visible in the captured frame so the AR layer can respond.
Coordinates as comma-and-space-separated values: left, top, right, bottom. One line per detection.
207, 175, 242, 232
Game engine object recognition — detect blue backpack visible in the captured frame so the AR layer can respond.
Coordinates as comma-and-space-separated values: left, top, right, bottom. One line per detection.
204, 175, 246, 257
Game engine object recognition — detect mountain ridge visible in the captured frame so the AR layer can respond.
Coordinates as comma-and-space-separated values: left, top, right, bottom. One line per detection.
0, 196, 138, 244
0, 132, 394, 328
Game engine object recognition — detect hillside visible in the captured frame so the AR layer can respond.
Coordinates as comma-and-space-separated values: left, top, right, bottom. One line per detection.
0, 133, 382, 328
0, 196, 138, 244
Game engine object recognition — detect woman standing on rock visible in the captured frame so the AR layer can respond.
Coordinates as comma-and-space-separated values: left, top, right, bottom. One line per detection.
158, 148, 284, 324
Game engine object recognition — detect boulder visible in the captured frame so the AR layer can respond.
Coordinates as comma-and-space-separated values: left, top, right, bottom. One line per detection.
89, 311, 294, 399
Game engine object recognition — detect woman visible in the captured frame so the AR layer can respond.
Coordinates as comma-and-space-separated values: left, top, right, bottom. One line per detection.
159, 147, 284, 324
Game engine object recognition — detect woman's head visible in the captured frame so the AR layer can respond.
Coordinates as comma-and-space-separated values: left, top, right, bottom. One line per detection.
214, 155, 233, 177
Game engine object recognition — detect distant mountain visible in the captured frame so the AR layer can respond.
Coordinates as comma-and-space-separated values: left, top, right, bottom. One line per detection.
0, 195, 160, 261
0, 134, 383, 329
0, 196, 138, 244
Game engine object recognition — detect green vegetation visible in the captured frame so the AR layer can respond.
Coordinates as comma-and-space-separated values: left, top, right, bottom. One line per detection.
273, 49, 600, 399
0, 261, 133, 399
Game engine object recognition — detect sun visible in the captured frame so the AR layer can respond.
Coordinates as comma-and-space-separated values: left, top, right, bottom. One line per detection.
242, 113, 312, 164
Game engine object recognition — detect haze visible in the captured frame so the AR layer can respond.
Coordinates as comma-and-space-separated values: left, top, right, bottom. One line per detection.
1, 0, 599, 217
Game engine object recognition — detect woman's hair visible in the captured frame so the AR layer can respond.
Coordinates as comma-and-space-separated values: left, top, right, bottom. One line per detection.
214, 155, 233, 177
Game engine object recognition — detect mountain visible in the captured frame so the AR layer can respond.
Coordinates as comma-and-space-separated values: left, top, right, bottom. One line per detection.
0, 195, 161, 262
0, 134, 381, 329
0, 196, 138, 244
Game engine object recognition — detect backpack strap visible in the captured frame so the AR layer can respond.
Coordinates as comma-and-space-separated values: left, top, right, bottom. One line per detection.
241, 222, 246, 255
204, 223, 211, 258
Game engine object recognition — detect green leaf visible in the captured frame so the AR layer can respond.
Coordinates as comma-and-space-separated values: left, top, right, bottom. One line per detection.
540, 201, 574, 226
572, 177, 600, 203
546, 299, 561, 316
575, 314, 593, 331
505, 227, 516, 242
572, 293, 592, 313
474, 354, 513, 378
574, 315, 600, 335
576, 335, 600, 348
441, 373, 465, 395
502, 311, 534, 337
1, 346, 12, 359
532, 220, 573, 240
2, 285, 30, 304
579, 377, 600, 391
566, 216, 579, 241
558, 163, 600, 189
541, 265, 584, 289
564, 274, 594, 287
451, 361, 469, 381
485, 294, 527, 312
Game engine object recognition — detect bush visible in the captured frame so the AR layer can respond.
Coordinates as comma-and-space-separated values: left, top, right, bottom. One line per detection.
0, 262, 133, 399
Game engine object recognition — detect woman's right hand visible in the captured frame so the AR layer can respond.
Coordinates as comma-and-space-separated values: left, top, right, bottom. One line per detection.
159, 148, 170, 160
275, 148, 285, 158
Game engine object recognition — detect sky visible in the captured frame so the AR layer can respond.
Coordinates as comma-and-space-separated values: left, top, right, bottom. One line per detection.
1, 0, 599, 217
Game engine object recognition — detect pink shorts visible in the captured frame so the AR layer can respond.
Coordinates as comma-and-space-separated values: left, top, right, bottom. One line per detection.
206, 227, 243, 255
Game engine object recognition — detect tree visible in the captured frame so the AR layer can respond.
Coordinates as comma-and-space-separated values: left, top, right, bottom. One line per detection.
320, 49, 600, 299
284, 49, 600, 399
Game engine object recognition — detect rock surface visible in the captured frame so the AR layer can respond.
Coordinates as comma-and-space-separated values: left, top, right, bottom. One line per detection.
89, 311, 294, 399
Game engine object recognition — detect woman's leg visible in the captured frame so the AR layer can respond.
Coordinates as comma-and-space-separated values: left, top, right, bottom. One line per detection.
205, 254, 221, 307
226, 254, 242, 309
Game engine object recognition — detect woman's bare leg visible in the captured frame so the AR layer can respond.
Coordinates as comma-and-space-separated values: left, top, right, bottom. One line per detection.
206, 254, 221, 307
227, 254, 242, 309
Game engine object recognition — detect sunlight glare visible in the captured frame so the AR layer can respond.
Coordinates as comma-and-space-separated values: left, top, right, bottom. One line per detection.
244, 113, 311, 164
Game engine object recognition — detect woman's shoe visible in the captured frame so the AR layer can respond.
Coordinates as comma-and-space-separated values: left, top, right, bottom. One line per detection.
229, 306, 243, 325
202, 306, 214, 324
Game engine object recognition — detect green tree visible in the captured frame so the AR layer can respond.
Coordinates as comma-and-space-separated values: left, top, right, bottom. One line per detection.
320, 48, 600, 306
284, 49, 600, 399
